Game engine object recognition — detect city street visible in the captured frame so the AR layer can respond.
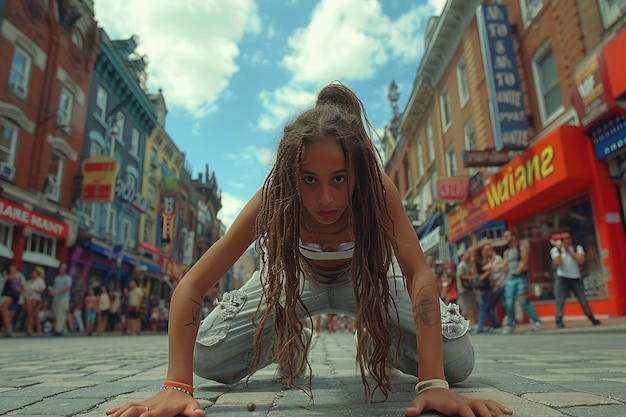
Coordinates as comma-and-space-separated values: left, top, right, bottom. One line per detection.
0, 319, 625, 417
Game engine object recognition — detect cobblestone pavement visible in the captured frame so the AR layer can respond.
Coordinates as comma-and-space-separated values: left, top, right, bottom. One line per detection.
0, 318, 625, 416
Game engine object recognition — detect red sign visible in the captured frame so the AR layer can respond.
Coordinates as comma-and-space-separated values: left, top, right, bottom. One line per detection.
447, 192, 491, 243
435, 177, 469, 203
0, 198, 69, 239
81, 156, 119, 203
571, 51, 613, 129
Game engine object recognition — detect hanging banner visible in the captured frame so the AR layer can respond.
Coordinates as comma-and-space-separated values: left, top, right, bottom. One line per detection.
158, 163, 178, 256
80, 156, 119, 202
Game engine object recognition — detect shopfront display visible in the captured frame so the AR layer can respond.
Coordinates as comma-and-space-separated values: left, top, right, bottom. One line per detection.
447, 125, 626, 316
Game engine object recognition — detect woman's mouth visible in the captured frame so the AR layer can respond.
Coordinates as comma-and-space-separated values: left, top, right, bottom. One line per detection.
316, 210, 337, 220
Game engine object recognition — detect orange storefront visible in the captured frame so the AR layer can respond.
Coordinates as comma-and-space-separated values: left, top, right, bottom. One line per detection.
449, 125, 626, 317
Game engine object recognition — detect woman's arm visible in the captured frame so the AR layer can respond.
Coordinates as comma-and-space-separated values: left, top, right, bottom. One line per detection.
164, 188, 262, 386
380, 173, 445, 382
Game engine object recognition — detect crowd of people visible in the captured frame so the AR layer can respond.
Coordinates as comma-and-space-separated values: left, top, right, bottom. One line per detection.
0, 263, 172, 337
427, 230, 601, 334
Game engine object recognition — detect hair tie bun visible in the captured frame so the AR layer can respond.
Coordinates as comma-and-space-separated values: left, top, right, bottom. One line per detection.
316, 81, 362, 119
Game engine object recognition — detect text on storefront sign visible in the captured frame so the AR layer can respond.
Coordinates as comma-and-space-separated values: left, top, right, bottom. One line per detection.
485, 145, 555, 209
0, 199, 69, 239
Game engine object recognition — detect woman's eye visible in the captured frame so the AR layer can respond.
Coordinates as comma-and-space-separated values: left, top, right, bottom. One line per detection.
333, 176, 346, 184
302, 176, 316, 184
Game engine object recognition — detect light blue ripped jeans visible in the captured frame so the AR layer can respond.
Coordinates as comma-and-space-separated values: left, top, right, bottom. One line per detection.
194, 259, 474, 385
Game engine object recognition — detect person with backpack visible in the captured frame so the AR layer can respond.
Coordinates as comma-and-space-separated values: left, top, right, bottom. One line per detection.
500, 231, 542, 335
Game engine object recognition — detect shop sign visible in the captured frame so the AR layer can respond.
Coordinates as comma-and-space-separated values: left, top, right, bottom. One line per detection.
477, 4, 530, 150
485, 144, 556, 209
115, 178, 148, 213
571, 51, 613, 129
0, 198, 69, 239
603, 27, 626, 114
435, 177, 469, 203
468, 171, 483, 197
590, 114, 626, 159
420, 226, 441, 253
447, 192, 491, 243
81, 156, 119, 203
161, 257, 190, 282
463, 149, 509, 167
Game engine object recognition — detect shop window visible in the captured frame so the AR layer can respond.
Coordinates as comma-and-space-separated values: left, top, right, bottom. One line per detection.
598, 0, 626, 29
518, 198, 607, 302
456, 55, 470, 108
105, 207, 117, 242
26, 232, 56, 257
71, 30, 83, 50
439, 85, 452, 132
8, 47, 31, 99
122, 218, 132, 242
0, 222, 12, 248
532, 42, 564, 126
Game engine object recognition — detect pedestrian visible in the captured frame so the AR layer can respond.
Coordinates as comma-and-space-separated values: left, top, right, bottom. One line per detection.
455, 251, 478, 327
106, 82, 511, 417
127, 280, 143, 335
23, 266, 47, 336
550, 232, 600, 328
475, 244, 506, 333
84, 288, 98, 336
500, 231, 542, 335
97, 284, 111, 336
48, 264, 72, 336
0, 264, 26, 337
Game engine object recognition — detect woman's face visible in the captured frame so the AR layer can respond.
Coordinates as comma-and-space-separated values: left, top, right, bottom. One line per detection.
299, 136, 354, 227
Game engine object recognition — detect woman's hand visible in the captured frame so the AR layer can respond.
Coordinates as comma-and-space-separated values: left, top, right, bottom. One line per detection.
105, 389, 205, 417
405, 388, 513, 417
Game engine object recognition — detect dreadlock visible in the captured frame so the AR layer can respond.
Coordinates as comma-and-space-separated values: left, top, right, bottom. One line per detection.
249, 81, 400, 403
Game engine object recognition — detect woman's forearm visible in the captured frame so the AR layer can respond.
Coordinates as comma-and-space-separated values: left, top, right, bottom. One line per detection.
165, 279, 206, 385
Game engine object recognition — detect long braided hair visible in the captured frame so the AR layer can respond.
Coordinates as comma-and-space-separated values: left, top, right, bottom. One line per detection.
250, 82, 400, 402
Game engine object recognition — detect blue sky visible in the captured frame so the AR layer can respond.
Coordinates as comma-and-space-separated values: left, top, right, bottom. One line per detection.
94, 0, 446, 229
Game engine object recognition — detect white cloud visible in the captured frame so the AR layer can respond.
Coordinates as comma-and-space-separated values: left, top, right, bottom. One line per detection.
257, 86, 316, 131
217, 191, 247, 230
226, 145, 275, 167
94, 0, 261, 118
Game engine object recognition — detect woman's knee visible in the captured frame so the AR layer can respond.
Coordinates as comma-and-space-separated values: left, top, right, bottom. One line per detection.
442, 334, 475, 384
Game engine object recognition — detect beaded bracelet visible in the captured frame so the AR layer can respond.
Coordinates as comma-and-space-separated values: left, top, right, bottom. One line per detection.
161, 380, 194, 397
414, 379, 449, 396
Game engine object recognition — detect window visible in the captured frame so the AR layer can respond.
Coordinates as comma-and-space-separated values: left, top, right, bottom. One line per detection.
464, 118, 477, 175
147, 183, 157, 208
0, 223, 12, 249
463, 118, 477, 151
532, 43, 563, 125
0, 122, 18, 178
426, 118, 435, 160
122, 219, 132, 242
57, 88, 74, 132
417, 141, 424, 177
71, 30, 83, 49
26, 233, 56, 256
446, 145, 457, 177
144, 218, 153, 243
112, 111, 125, 143
90, 141, 103, 156
520, 0, 543, 24
439, 85, 452, 131
45, 153, 64, 201
130, 128, 140, 156
95, 85, 108, 121
127, 174, 136, 193
106, 207, 117, 240
456, 55, 470, 107
598, 0, 626, 28
8, 47, 31, 98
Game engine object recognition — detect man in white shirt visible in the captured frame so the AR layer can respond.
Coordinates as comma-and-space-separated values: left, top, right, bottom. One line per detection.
550, 232, 600, 328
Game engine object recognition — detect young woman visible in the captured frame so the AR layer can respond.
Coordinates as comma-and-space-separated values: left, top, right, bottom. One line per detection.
23, 266, 47, 335
106, 82, 512, 417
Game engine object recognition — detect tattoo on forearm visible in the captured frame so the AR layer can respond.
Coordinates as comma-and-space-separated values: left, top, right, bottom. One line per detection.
412, 285, 441, 327
185, 298, 202, 328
